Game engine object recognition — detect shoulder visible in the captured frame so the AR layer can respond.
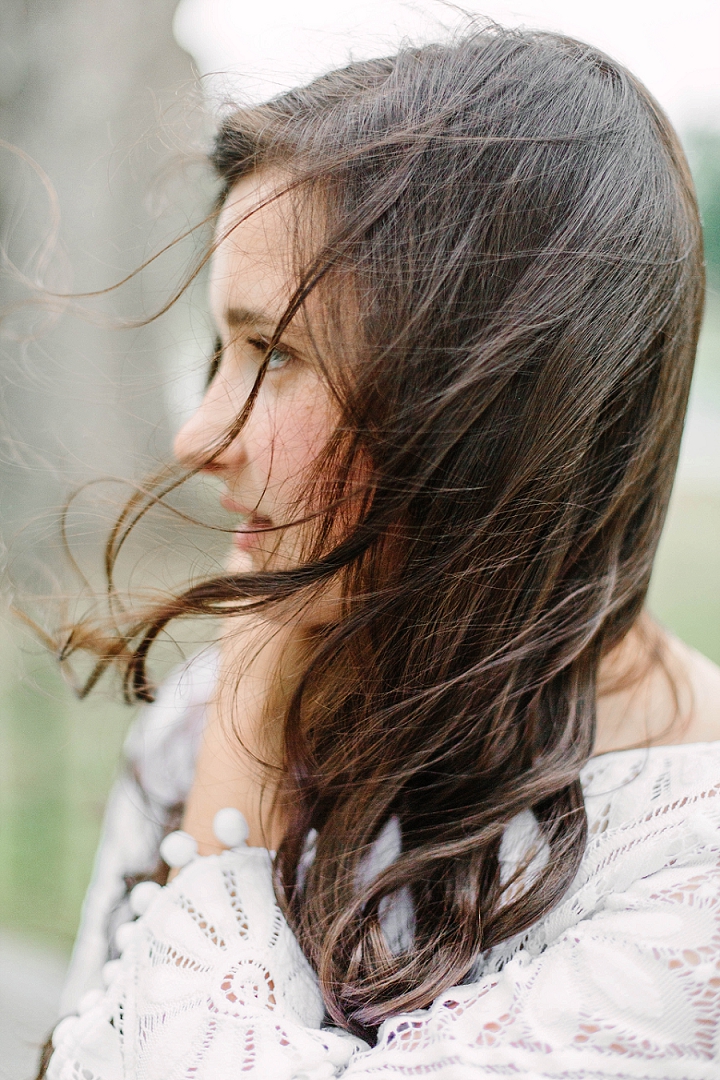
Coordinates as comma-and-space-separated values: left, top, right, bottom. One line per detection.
572, 739, 720, 923
666, 636, 720, 745
577, 740, 720, 920
582, 740, 720, 833
596, 624, 720, 753
496, 743, 720, 972
484, 741, 720, 980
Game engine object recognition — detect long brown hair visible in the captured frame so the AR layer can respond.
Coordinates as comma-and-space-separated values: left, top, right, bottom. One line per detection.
59, 26, 704, 1039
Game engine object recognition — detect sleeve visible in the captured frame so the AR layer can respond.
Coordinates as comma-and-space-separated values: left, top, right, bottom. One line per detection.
57, 769, 163, 1017
344, 849, 720, 1079
58, 649, 217, 1016
48, 821, 720, 1080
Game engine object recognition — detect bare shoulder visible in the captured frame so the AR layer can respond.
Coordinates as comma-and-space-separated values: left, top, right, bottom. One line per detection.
595, 625, 720, 753
665, 635, 720, 745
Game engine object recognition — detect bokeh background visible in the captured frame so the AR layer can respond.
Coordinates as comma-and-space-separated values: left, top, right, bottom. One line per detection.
0, 1, 718, 1075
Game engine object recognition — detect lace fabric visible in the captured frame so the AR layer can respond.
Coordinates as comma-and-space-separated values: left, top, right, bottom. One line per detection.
355, 755, 720, 1078
48, 742, 720, 1079
48, 846, 364, 1080
58, 651, 219, 1018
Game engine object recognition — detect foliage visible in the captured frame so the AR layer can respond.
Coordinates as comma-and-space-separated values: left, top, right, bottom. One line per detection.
686, 130, 720, 288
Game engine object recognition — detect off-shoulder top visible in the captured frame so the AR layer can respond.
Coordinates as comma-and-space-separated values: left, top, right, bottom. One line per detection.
48, 652, 720, 1079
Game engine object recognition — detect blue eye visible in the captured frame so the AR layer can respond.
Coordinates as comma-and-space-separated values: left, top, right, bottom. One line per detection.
266, 347, 290, 370
248, 336, 292, 371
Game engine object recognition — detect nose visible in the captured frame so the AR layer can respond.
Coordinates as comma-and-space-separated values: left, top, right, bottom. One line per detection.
173, 381, 246, 474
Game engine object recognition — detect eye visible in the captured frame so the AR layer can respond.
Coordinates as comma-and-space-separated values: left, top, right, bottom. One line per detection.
266, 346, 291, 371
248, 336, 292, 372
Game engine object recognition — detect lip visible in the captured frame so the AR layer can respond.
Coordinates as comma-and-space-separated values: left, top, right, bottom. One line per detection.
220, 493, 274, 551
220, 493, 254, 515
233, 515, 274, 551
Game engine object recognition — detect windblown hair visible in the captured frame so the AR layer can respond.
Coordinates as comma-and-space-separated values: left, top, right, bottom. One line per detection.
61, 27, 704, 1038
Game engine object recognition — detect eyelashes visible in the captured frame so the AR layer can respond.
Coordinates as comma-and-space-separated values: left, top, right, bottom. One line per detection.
206, 336, 223, 389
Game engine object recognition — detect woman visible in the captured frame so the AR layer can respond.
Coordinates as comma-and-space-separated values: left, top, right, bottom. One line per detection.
44, 25, 720, 1080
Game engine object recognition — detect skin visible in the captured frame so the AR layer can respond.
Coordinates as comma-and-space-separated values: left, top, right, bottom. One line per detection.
174, 169, 720, 855
174, 171, 335, 851
174, 172, 336, 576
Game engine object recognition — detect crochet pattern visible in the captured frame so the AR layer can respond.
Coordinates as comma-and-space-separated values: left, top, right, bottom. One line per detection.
48, 746, 720, 1079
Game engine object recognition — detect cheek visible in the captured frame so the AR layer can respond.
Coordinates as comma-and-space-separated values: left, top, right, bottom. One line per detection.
252, 387, 334, 496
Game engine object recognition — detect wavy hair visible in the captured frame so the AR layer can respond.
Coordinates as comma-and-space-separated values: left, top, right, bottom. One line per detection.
58, 27, 704, 1038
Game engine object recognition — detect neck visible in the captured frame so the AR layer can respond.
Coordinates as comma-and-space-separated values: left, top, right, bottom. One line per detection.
182, 613, 308, 853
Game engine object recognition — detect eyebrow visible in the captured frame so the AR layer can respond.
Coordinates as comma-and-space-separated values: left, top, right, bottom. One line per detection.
224, 305, 276, 332
223, 304, 309, 346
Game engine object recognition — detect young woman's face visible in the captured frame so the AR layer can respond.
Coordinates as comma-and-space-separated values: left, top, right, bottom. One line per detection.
174, 171, 337, 572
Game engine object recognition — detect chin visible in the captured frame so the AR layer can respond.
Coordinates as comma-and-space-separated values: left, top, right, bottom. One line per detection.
226, 548, 256, 575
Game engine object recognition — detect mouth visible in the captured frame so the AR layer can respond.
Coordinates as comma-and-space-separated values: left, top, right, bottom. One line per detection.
218, 492, 276, 554
221, 501, 274, 552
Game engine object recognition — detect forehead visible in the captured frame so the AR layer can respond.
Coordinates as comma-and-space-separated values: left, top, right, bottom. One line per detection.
211, 170, 298, 329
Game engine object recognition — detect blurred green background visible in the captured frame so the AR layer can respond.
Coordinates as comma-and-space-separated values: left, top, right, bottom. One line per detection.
0, 121, 719, 956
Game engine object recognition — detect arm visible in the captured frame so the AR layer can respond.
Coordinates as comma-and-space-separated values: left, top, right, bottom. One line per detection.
57, 770, 162, 1018
49, 801, 720, 1080
49, 843, 367, 1080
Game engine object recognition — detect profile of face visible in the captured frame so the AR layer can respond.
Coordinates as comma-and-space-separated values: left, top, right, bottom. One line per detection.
173, 171, 336, 573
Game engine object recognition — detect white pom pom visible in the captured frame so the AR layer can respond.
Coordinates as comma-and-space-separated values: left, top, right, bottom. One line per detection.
324, 1036, 355, 1068
102, 959, 122, 987
78, 988, 104, 1015
114, 921, 137, 953
51, 1015, 79, 1049
213, 807, 249, 849
159, 829, 198, 868
129, 879, 162, 916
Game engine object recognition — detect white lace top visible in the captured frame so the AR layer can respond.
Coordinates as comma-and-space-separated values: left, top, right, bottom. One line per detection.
48, 654, 720, 1079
